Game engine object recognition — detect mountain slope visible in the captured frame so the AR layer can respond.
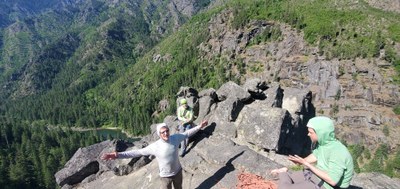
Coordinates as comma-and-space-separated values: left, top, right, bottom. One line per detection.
1, 0, 399, 141
95, 0, 400, 177
0, 0, 59, 28
0, 1, 399, 188
0, 0, 211, 130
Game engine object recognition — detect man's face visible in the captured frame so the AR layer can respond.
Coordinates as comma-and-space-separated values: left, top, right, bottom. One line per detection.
307, 128, 318, 143
159, 127, 170, 141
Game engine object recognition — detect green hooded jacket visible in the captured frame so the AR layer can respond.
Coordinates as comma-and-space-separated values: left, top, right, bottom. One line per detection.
177, 105, 193, 123
308, 116, 354, 189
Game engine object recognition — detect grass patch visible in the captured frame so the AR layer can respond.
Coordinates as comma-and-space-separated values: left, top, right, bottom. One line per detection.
394, 105, 400, 115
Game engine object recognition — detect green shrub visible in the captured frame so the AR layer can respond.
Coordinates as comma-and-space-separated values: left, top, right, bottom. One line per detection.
382, 125, 390, 137
289, 165, 303, 171
394, 105, 400, 115
388, 24, 400, 42
364, 148, 371, 160
348, 144, 365, 173
331, 103, 339, 115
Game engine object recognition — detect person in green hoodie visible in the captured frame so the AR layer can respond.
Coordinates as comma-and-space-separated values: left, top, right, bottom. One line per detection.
271, 116, 354, 189
176, 98, 194, 157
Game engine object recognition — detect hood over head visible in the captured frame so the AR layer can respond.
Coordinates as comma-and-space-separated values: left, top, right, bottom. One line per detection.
156, 123, 168, 137
180, 98, 187, 105
307, 116, 336, 146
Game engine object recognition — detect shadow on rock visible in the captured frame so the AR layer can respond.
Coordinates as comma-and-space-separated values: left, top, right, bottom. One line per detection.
185, 122, 216, 156
195, 151, 244, 189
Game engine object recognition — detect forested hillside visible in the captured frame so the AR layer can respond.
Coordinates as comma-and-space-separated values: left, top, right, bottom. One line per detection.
0, 0, 209, 129
0, 118, 102, 188
0, 0, 210, 188
0, 0, 59, 28
0, 0, 400, 188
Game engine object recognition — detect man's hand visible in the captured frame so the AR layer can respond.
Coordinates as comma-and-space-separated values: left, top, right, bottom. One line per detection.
288, 155, 311, 168
101, 152, 118, 160
289, 154, 337, 186
200, 120, 208, 128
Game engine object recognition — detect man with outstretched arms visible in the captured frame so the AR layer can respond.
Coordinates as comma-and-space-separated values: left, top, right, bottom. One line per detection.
102, 120, 208, 189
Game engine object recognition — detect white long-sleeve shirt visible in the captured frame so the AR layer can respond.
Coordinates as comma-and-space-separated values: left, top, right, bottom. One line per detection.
117, 125, 201, 177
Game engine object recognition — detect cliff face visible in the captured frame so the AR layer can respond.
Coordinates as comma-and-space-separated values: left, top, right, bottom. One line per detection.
55, 81, 400, 189
197, 9, 400, 151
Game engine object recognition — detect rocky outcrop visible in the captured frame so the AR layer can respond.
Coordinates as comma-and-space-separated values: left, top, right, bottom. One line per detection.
351, 172, 400, 189
55, 141, 110, 187
55, 79, 310, 188
55, 79, 400, 189
199, 9, 400, 152
55, 5, 400, 189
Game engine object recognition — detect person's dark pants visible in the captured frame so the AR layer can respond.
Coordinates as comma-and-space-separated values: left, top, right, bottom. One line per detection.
160, 169, 183, 189
179, 123, 192, 156
278, 170, 325, 189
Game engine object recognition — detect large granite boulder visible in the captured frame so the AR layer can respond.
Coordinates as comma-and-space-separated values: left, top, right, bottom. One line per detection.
55, 141, 112, 187
236, 105, 292, 153
216, 81, 251, 102
55, 79, 400, 189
